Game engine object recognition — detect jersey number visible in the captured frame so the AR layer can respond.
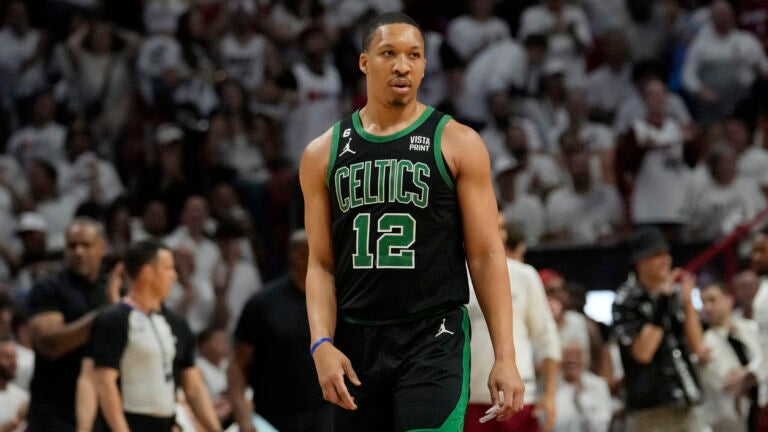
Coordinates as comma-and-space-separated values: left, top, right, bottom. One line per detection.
352, 213, 415, 269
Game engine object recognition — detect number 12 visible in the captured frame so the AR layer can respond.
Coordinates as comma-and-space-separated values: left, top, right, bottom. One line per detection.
352, 213, 416, 269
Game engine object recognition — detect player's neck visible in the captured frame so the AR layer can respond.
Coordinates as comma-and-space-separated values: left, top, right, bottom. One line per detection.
359, 101, 425, 135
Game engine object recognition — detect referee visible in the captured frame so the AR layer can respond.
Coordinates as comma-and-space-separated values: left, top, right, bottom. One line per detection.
90, 240, 222, 432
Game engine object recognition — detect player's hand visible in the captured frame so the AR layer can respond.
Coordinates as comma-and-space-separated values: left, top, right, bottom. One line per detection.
534, 393, 556, 431
312, 343, 361, 410
487, 359, 525, 421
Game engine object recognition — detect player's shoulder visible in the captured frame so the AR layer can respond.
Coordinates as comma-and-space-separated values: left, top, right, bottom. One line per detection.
300, 123, 339, 179
439, 117, 488, 172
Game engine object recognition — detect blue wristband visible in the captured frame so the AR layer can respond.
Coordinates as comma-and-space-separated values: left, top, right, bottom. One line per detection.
310, 337, 333, 355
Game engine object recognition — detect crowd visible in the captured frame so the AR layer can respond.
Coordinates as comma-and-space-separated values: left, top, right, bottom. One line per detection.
2, 0, 768, 431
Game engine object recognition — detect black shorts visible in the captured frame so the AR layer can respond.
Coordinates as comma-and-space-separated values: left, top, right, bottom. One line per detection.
333, 306, 470, 432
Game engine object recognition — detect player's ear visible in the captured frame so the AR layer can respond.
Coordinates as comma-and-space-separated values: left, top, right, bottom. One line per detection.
359, 53, 368, 75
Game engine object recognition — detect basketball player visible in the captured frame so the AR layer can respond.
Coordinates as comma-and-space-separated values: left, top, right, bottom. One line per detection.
299, 12, 525, 431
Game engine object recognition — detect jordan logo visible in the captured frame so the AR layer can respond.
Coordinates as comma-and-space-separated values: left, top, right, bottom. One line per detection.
435, 318, 454, 337
339, 138, 356, 157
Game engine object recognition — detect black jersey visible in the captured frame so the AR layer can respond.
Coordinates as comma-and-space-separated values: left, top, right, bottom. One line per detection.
327, 106, 469, 324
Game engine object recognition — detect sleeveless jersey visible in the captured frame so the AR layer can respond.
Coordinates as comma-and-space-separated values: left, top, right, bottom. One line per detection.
326, 106, 469, 324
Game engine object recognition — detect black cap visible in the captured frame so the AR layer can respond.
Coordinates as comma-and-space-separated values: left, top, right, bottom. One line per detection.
628, 227, 669, 264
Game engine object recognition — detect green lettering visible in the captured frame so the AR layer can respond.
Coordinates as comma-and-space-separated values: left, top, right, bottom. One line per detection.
349, 163, 364, 209
334, 167, 350, 213
412, 163, 430, 208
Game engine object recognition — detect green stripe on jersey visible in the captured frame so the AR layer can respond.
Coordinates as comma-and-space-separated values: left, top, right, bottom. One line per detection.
352, 106, 435, 143
325, 122, 341, 186
433, 115, 454, 191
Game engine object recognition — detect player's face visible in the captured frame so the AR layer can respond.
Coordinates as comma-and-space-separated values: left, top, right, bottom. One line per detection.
360, 23, 425, 107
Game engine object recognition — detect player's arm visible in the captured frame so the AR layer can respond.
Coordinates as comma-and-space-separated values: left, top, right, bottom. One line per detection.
180, 367, 223, 432
299, 128, 360, 411
93, 367, 130, 432
442, 120, 524, 419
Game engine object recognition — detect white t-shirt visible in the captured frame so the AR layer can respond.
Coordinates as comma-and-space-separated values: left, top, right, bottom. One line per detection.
36, 195, 79, 252
584, 63, 633, 116
684, 175, 765, 241
546, 182, 624, 245
219, 33, 268, 90
468, 258, 561, 405
60, 152, 125, 206
12, 344, 34, 392
0, 383, 28, 432
445, 15, 510, 62
500, 194, 546, 246
6, 122, 67, 169
613, 89, 692, 134
195, 356, 228, 397
518, 4, 592, 87
0, 27, 39, 73
213, 260, 263, 333
283, 61, 342, 167
455, 38, 528, 125
552, 372, 612, 432
738, 146, 768, 186
753, 278, 768, 405
630, 118, 690, 224
165, 227, 222, 283
166, 274, 215, 335
682, 24, 768, 94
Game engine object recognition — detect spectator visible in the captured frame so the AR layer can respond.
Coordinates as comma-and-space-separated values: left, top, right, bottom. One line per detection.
615, 78, 693, 235
494, 122, 561, 198
280, 26, 342, 167
0, 0, 46, 102
584, 29, 634, 124
5, 90, 66, 171
218, 8, 274, 94
454, 37, 531, 127
445, 0, 510, 63
518, 0, 591, 88
26, 159, 78, 252
466, 217, 560, 432
195, 328, 232, 425
550, 91, 615, 181
11, 212, 61, 298
228, 230, 332, 432
541, 269, 593, 369
683, 145, 764, 241
131, 199, 169, 242
90, 240, 222, 432
103, 197, 132, 256
750, 232, 768, 429
25, 218, 119, 432
545, 150, 624, 245
733, 269, 760, 319
60, 121, 125, 207
495, 159, 546, 247
481, 92, 545, 160
211, 221, 262, 333
700, 282, 763, 432
682, 0, 768, 124
723, 116, 768, 192
0, 336, 28, 432
135, 124, 205, 227
165, 195, 220, 283
521, 60, 570, 153
165, 247, 214, 335
613, 62, 692, 134
62, 20, 137, 147
612, 228, 706, 432
551, 343, 612, 432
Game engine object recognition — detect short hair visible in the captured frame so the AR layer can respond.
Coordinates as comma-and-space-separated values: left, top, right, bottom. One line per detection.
214, 220, 245, 241
124, 240, 167, 279
504, 222, 526, 251
702, 281, 728, 295
67, 216, 107, 240
361, 12, 423, 52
